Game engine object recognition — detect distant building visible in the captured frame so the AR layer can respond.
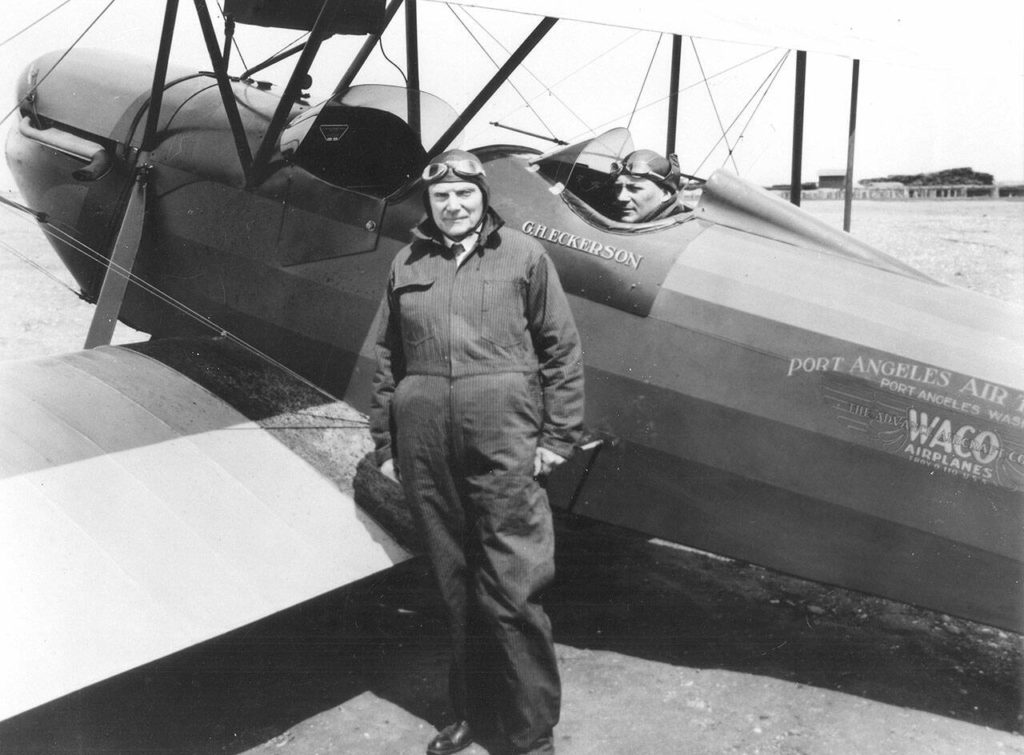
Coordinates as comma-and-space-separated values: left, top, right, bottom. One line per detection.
817, 169, 846, 189
859, 181, 904, 189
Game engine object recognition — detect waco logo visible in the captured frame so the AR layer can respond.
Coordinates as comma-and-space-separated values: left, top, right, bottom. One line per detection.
904, 408, 1001, 482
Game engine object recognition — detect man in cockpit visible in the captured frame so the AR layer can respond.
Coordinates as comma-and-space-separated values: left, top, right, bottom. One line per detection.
610, 149, 689, 223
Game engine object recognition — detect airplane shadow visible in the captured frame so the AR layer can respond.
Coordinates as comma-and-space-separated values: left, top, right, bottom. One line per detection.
549, 517, 1024, 732
1, 513, 1020, 754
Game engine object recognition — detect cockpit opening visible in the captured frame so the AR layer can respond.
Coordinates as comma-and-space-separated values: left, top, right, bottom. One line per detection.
279, 84, 459, 197
530, 127, 698, 231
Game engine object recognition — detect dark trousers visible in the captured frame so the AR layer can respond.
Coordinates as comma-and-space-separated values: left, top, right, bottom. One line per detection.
394, 373, 560, 751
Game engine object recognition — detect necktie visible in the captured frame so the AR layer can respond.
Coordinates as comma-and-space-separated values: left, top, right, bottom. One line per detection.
452, 242, 472, 267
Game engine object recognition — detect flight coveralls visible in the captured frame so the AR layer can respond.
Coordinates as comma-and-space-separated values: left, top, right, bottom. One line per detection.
370, 208, 584, 751
642, 194, 692, 222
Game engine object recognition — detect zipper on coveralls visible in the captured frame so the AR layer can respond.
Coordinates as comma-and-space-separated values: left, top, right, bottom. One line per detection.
445, 246, 477, 465
446, 249, 459, 462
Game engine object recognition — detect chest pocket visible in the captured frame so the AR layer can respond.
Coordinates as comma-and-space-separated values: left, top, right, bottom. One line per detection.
481, 278, 527, 349
394, 277, 437, 351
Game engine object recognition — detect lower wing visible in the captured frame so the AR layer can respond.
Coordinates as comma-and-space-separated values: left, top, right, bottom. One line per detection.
0, 340, 409, 721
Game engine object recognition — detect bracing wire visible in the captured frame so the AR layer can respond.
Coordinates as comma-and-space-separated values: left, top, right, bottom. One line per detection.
690, 49, 790, 177
626, 34, 663, 131
43, 223, 346, 404
378, 38, 408, 85
493, 29, 644, 139
567, 45, 779, 144
263, 30, 310, 70
0, 199, 349, 407
557, 44, 788, 180
0, 0, 75, 49
691, 37, 739, 173
0, 0, 119, 129
458, 7, 591, 139
0, 236, 82, 298
215, 0, 249, 72
446, 5, 560, 143
717, 51, 790, 172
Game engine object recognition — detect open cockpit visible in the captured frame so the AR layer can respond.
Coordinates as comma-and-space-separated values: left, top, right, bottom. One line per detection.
279, 84, 458, 198
529, 127, 696, 233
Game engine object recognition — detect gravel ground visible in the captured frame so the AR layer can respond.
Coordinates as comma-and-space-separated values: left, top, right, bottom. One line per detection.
0, 193, 1021, 754
800, 199, 1024, 304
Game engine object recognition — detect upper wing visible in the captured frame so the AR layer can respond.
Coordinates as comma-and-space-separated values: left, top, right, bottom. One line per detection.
0, 343, 408, 721
426, 0, 873, 57
213, 0, 1011, 63
422, 1, 1014, 66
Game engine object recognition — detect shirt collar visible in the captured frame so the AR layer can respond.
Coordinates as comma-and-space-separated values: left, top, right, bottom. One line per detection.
444, 229, 480, 252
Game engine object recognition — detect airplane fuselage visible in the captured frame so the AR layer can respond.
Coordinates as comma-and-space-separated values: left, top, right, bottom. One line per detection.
7, 50, 1023, 630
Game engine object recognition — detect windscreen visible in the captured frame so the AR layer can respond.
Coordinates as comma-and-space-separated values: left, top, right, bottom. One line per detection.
531, 127, 634, 218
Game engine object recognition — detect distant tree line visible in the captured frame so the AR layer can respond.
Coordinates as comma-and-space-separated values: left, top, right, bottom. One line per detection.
861, 167, 994, 186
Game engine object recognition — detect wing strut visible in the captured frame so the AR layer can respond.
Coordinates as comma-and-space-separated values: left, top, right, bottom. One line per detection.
84, 163, 149, 349
222, 13, 236, 69
428, 16, 557, 157
789, 50, 806, 206
252, 0, 354, 184
334, 0, 406, 94
843, 59, 860, 231
193, 0, 254, 183
84, 0, 181, 348
666, 34, 682, 156
405, 0, 421, 139
140, 0, 179, 151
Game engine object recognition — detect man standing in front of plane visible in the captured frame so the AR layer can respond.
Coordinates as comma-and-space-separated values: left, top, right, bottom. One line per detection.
370, 149, 585, 755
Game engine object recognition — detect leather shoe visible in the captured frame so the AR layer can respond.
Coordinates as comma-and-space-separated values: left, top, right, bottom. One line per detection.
427, 720, 474, 755
515, 733, 554, 754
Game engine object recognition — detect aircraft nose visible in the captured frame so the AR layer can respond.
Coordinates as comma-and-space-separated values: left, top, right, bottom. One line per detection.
14, 48, 169, 145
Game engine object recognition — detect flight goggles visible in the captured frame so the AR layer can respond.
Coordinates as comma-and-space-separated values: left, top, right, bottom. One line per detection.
421, 159, 487, 182
610, 157, 673, 183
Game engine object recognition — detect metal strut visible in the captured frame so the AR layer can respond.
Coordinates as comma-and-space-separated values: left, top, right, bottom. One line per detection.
194, 0, 253, 183
141, 0, 179, 152
252, 0, 350, 184
84, 163, 150, 349
843, 59, 860, 231
428, 16, 558, 158
405, 0, 420, 140
334, 0, 406, 95
789, 50, 806, 207
666, 34, 682, 156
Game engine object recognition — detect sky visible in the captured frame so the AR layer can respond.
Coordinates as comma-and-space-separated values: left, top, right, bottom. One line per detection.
0, 0, 1022, 189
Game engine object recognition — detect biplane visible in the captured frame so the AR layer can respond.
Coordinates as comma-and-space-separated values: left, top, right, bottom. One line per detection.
2, 0, 1022, 724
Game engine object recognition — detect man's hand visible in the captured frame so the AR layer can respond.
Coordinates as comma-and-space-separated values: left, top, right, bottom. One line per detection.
380, 458, 400, 482
533, 447, 566, 479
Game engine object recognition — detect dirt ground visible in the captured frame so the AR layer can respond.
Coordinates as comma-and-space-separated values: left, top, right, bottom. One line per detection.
0, 197, 1022, 753
2, 491, 1021, 754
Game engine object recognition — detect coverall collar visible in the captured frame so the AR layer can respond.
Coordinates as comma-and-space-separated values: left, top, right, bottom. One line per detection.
413, 207, 506, 255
